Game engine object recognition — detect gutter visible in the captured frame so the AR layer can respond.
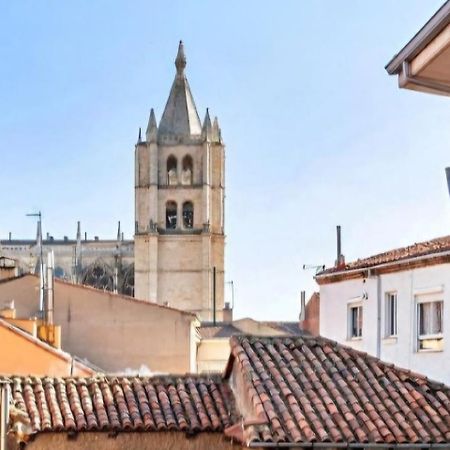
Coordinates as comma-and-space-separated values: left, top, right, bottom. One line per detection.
400, 60, 450, 95
248, 443, 450, 449
316, 248, 450, 282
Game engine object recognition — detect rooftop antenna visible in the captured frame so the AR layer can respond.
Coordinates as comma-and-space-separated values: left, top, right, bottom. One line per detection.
26, 211, 44, 312
445, 167, 450, 197
226, 280, 235, 310
302, 264, 325, 275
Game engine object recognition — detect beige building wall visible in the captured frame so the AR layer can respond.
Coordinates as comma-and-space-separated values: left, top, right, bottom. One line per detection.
0, 275, 198, 374
197, 338, 230, 373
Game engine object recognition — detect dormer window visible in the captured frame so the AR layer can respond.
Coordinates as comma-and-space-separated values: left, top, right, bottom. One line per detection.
167, 156, 177, 185
181, 155, 193, 185
166, 201, 177, 229
183, 201, 194, 228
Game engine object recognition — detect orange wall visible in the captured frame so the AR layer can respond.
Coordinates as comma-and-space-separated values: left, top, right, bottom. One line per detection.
0, 325, 92, 377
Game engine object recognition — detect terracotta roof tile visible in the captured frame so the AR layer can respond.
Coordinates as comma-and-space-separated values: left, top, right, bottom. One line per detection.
227, 335, 450, 445
6, 374, 236, 439
317, 235, 450, 277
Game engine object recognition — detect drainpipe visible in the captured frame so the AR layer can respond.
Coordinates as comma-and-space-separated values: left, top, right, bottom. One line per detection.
376, 274, 382, 359
0, 382, 9, 450
368, 269, 382, 359
402, 60, 450, 95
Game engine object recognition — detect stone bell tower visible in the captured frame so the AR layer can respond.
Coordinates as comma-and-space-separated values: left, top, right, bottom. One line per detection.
134, 42, 225, 321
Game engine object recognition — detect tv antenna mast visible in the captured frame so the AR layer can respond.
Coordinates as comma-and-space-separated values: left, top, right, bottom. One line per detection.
26, 211, 44, 311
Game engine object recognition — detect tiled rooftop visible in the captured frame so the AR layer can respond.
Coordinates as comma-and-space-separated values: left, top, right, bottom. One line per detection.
7, 375, 236, 436
7, 336, 450, 446
317, 235, 450, 276
227, 335, 450, 445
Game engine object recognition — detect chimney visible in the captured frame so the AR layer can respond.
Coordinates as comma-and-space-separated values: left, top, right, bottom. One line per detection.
299, 291, 306, 321
0, 301, 15, 320
94, 236, 99, 241
223, 302, 233, 323
335, 225, 345, 268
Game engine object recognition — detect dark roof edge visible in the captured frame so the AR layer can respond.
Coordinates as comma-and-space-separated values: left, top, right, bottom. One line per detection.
248, 443, 450, 448
315, 247, 450, 282
385, 0, 450, 74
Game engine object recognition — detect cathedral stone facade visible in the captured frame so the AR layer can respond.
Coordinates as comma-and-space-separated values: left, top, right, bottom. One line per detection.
1, 42, 225, 322
134, 42, 225, 321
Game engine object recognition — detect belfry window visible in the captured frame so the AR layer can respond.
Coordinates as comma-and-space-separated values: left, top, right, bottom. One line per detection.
167, 156, 178, 185
181, 155, 193, 185
166, 201, 178, 229
183, 201, 194, 228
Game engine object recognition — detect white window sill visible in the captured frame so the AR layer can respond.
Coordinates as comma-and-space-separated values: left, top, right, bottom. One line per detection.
417, 348, 444, 353
382, 336, 398, 344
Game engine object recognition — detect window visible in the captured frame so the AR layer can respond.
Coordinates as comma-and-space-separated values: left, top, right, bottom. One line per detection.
385, 292, 397, 337
181, 155, 193, 185
182, 201, 194, 228
417, 300, 443, 351
348, 303, 363, 338
167, 156, 177, 185
166, 201, 177, 229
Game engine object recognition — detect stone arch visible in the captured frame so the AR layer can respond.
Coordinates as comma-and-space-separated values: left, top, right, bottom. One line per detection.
81, 259, 114, 291
182, 201, 194, 229
181, 155, 193, 185
167, 155, 177, 185
166, 201, 178, 229
120, 263, 134, 297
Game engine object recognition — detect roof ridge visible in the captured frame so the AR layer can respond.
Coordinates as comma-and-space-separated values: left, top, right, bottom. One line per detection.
28, 274, 196, 317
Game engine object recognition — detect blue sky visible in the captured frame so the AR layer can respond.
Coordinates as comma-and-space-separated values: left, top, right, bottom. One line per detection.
1, 1, 449, 320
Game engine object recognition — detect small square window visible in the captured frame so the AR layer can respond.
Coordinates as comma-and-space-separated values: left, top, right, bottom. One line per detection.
385, 292, 397, 337
417, 300, 443, 351
348, 304, 363, 338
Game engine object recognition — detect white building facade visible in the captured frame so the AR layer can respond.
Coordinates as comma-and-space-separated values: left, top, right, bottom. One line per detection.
316, 237, 450, 384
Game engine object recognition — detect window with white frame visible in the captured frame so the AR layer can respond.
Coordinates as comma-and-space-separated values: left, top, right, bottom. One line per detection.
348, 303, 363, 338
416, 293, 444, 352
385, 292, 397, 337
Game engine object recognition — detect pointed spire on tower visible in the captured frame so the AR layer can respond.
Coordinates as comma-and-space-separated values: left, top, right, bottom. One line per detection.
158, 41, 202, 139
146, 108, 158, 142
212, 116, 222, 143
76, 221, 81, 242
137, 127, 142, 143
36, 219, 42, 245
175, 40, 187, 77
202, 108, 213, 141
117, 221, 121, 242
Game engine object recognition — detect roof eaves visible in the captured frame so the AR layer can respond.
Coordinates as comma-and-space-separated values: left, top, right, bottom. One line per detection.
386, 0, 450, 74
316, 247, 450, 283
